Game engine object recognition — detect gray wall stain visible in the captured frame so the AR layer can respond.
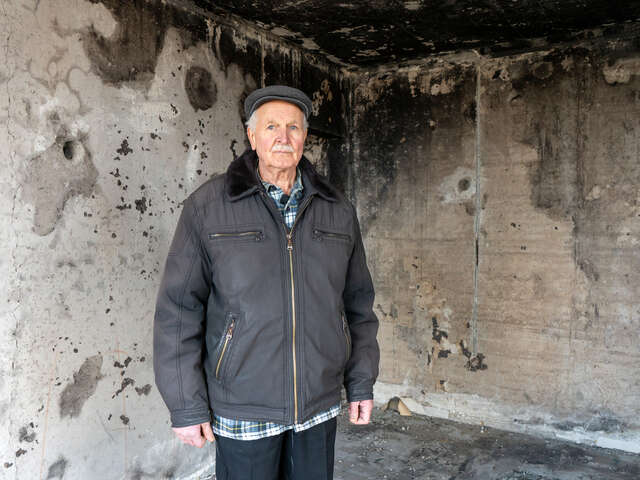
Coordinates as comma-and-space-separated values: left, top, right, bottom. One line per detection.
22, 135, 98, 236
59, 355, 103, 419
18, 423, 36, 443
185, 66, 217, 111
135, 384, 152, 396
46, 456, 68, 479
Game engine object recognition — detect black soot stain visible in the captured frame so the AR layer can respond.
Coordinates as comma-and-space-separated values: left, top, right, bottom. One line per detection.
113, 377, 135, 398
578, 258, 600, 282
46, 456, 68, 480
135, 384, 152, 396
81, 1, 208, 86
465, 353, 488, 371
59, 355, 103, 418
117, 139, 133, 156
460, 340, 488, 372
432, 317, 448, 343
135, 197, 148, 214
18, 423, 36, 443
185, 66, 217, 111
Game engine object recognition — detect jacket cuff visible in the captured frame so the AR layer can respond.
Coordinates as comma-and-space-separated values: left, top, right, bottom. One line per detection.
170, 407, 211, 428
346, 387, 374, 403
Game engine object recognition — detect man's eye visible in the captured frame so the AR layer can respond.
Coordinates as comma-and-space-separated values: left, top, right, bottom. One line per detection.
289, 125, 298, 130
266, 125, 275, 130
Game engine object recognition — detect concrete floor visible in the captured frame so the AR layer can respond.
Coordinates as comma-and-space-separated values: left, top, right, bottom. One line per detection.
334, 408, 640, 480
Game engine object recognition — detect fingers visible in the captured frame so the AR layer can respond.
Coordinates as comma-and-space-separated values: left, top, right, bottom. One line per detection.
348, 400, 373, 425
172, 422, 214, 448
202, 421, 215, 443
348, 401, 359, 423
358, 399, 373, 424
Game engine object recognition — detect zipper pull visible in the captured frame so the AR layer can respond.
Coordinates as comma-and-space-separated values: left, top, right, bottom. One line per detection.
226, 322, 235, 338
287, 233, 293, 251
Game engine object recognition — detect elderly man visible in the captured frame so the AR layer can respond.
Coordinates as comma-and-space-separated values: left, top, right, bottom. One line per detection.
154, 85, 379, 480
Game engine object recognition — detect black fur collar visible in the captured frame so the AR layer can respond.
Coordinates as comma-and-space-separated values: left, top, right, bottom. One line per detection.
225, 148, 337, 202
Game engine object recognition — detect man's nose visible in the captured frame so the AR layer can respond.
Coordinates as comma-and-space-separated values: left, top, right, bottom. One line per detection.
275, 127, 289, 143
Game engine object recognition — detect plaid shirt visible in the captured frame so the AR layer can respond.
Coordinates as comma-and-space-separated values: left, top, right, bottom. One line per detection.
212, 167, 340, 440
260, 167, 304, 229
213, 404, 341, 441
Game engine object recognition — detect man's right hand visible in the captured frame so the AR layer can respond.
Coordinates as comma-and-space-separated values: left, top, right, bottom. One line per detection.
172, 422, 215, 448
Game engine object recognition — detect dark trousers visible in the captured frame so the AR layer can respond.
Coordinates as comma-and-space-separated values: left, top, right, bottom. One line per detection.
213, 417, 337, 480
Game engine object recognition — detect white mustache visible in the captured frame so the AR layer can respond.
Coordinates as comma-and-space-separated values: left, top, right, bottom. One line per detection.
272, 144, 294, 153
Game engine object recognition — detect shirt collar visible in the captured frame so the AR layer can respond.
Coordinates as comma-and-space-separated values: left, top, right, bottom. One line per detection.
258, 167, 304, 201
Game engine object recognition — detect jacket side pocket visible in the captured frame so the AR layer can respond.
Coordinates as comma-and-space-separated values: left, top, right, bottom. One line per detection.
215, 312, 239, 382
341, 311, 352, 365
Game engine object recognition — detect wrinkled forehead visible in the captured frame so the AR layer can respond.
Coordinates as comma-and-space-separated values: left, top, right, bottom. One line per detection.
254, 100, 306, 123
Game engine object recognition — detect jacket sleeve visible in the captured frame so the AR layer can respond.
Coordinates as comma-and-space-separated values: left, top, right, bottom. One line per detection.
153, 197, 212, 427
343, 205, 380, 402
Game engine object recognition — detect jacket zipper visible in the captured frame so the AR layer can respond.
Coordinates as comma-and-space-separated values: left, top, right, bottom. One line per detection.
208, 231, 263, 240
216, 320, 235, 379
283, 196, 313, 424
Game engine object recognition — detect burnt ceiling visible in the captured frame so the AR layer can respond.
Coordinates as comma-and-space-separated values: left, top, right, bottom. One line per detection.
187, 0, 640, 67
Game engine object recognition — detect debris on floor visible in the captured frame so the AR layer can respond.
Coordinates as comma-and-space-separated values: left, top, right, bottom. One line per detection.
385, 397, 413, 417
335, 407, 640, 480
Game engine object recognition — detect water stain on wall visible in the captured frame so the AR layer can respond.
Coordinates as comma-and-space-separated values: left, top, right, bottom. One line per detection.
46, 456, 68, 479
185, 66, 217, 111
59, 355, 103, 418
22, 135, 98, 236
511, 54, 584, 222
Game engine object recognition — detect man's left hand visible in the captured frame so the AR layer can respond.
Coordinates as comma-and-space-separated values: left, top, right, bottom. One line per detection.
348, 399, 373, 424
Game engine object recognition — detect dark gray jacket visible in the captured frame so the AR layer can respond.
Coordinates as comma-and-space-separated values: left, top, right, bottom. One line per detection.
153, 148, 379, 427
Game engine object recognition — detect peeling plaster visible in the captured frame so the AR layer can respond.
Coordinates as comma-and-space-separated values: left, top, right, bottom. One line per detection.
603, 57, 640, 84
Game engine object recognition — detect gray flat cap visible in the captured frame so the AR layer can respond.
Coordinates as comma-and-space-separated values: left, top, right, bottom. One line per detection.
244, 85, 313, 120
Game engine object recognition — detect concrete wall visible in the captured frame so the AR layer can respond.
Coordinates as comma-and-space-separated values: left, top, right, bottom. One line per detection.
353, 40, 640, 453
3, 0, 640, 477
0, 1, 346, 478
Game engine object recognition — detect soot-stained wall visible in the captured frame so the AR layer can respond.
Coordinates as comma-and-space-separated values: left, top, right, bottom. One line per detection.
352, 40, 640, 452
3, 0, 640, 477
0, 0, 347, 478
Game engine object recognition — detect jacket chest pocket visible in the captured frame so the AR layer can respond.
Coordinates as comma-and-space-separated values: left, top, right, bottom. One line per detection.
312, 225, 352, 244
208, 227, 264, 243
214, 312, 240, 382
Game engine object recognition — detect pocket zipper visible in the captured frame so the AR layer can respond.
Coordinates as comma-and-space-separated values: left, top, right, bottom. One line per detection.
341, 312, 351, 359
313, 229, 351, 242
208, 231, 263, 240
216, 320, 235, 379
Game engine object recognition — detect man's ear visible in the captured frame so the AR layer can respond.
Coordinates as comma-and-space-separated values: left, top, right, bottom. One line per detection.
247, 127, 256, 150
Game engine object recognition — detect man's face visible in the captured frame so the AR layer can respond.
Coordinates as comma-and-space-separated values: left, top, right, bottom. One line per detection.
247, 100, 307, 171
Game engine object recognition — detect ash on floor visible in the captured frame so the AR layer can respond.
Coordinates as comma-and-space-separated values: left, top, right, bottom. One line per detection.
334, 407, 640, 480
